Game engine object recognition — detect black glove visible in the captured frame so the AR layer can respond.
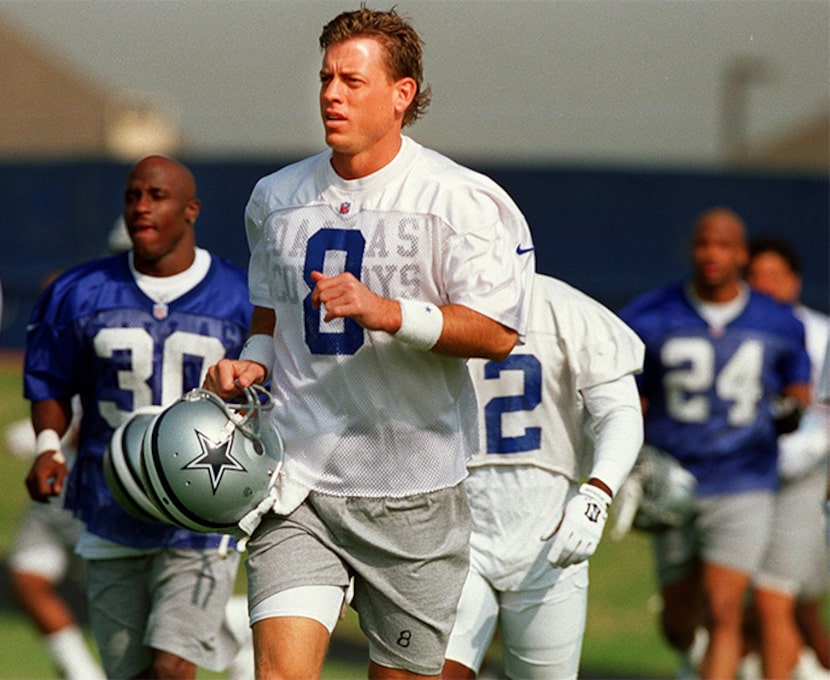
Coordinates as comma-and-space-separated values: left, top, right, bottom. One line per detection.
770, 397, 803, 435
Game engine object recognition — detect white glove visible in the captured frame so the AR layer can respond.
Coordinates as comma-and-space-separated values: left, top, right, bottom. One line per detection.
545, 483, 612, 568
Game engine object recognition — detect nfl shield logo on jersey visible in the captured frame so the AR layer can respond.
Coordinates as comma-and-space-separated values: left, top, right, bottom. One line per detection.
153, 302, 169, 320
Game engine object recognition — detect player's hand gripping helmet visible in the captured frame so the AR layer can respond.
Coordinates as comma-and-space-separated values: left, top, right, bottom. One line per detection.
103, 406, 169, 524
141, 385, 284, 535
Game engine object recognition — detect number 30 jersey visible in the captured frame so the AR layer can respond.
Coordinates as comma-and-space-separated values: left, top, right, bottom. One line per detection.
619, 283, 810, 496
24, 251, 252, 549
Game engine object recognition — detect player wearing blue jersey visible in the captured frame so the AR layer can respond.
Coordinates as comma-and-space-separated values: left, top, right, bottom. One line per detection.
619, 208, 811, 680
442, 274, 644, 679
203, 7, 534, 680
23, 155, 253, 679
745, 236, 830, 678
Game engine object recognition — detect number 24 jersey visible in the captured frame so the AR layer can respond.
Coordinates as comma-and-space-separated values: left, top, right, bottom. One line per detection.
619, 283, 810, 496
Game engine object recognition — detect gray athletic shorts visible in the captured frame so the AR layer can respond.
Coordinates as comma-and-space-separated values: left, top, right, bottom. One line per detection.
757, 466, 829, 598
653, 490, 775, 586
86, 548, 240, 678
246, 484, 472, 676
8, 499, 84, 582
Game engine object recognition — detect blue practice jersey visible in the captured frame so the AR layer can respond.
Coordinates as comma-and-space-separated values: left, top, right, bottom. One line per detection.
24, 252, 252, 549
619, 283, 810, 496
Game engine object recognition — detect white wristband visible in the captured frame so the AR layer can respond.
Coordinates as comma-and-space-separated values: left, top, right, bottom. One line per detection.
395, 299, 443, 351
239, 334, 275, 381
36, 428, 65, 463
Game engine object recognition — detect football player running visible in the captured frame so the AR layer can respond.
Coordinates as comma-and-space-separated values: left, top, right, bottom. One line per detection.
619, 208, 811, 680
442, 273, 645, 680
23, 155, 252, 679
202, 7, 535, 679
745, 236, 830, 678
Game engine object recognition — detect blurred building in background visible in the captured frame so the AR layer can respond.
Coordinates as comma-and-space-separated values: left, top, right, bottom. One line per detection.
0, 18, 180, 160
0, 8, 827, 173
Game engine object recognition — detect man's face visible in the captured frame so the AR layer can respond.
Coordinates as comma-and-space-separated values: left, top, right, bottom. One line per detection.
691, 213, 748, 291
747, 251, 801, 304
319, 36, 409, 162
123, 158, 198, 268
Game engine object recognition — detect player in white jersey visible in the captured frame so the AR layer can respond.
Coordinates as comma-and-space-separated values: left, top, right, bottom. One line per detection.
441, 274, 644, 679
745, 236, 830, 677
203, 7, 534, 680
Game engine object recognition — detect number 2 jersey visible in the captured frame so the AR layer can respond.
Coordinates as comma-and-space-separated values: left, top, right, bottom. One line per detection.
619, 282, 810, 496
462, 274, 644, 591
245, 136, 535, 501
23, 251, 252, 550
466, 274, 645, 480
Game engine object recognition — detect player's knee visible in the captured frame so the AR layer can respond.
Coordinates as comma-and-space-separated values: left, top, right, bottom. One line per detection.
442, 659, 477, 679
8, 569, 54, 603
706, 590, 747, 629
148, 650, 195, 680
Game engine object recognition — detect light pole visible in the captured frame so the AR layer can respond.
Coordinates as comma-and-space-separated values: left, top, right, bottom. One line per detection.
721, 55, 773, 166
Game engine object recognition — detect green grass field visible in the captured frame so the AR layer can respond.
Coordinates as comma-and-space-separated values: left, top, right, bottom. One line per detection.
0, 350, 681, 679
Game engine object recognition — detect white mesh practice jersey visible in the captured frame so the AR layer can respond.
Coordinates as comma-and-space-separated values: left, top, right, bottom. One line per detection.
467, 274, 644, 481
246, 136, 535, 498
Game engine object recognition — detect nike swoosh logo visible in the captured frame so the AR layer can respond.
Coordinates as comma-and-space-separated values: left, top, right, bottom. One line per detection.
516, 245, 535, 255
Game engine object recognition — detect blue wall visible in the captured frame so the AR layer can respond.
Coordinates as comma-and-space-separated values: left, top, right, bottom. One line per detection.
1, 158, 827, 349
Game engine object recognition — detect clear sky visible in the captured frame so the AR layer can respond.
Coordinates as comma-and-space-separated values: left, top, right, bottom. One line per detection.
1, 0, 827, 166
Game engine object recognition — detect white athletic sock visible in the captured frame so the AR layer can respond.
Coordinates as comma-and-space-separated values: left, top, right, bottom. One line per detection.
676, 628, 708, 680
736, 651, 762, 680
45, 626, 106, 680
688, 627, 708, 667
793, 648, 830, 680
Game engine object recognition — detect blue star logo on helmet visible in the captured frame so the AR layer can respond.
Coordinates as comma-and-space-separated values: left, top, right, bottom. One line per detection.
184, 430, 247, 493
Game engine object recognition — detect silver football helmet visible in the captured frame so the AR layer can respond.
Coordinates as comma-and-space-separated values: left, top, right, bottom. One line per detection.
103, 406, 168, 524
141, 385, 284, 535
630, 444, 698, 531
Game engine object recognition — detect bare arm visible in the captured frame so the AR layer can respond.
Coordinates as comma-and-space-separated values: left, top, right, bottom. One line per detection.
203, 305, 274, 398
204, 272, 520, 398
25, 397, 73, 502
433, 303, 518, 362
310, 270, 518, 361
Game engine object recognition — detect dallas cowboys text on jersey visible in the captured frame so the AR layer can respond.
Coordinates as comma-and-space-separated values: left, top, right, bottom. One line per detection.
245, 136, 534, 499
